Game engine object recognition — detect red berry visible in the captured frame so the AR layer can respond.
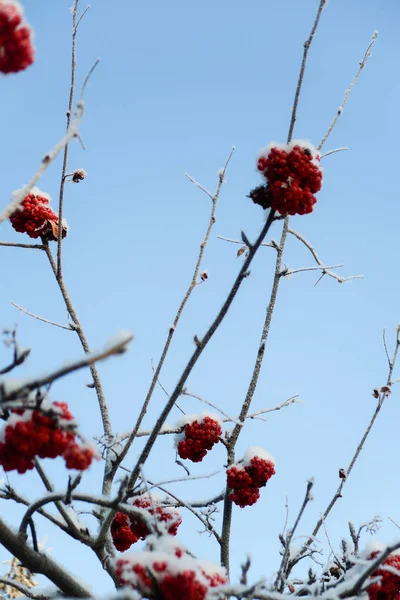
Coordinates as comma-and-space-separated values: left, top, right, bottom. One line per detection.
0, 1, 34, 74
255, 141, 323, 216
63, 444, 94, 471
176, 414, 222, 463
111, 495, 182, 552
9, 188, 68, 241
367, 551, 400, 600
0, 402, 93, 474
226, 450, 276, 507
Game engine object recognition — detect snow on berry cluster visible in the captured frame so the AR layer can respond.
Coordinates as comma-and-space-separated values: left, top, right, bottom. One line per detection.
226, 447, 275, 508
9, 187, 68, 241
0, 1, 34, 74
116, 535, 227, 600
363, 543, 400, 600
0, 401, 94, 473
175, 412, 222, 463
250, 140, 323, 216
111, 494, 182, 552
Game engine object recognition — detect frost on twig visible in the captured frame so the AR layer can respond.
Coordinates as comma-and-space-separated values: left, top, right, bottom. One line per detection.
10, 301, 74, 332
318, 31, 378, 151
288, 228, 363, 285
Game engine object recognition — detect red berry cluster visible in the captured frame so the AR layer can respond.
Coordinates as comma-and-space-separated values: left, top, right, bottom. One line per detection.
176, 414, 222, 463
254, 141, 323, 216
111, 495, 182, 552
0, 1, 34, 74
116, 539, 227, 600
9, 188, 68, 241
227, 452, 276, 508
367, 551, 400, 600
0, 402, 94, 473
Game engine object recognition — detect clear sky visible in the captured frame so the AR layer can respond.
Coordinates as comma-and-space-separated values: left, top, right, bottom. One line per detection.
1, 0, 400, 594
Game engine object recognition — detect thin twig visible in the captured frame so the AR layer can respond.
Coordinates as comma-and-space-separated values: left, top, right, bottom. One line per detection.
288, 228, 363, 284
117, 394, 300, 440
287, 0, 327, 143
181, 389, 239, 424
57, 0, 79, 279
18, 492, 156, 541
151, 483, 222, 544
389, 517, 400, 530
75, 4, 90, 30
283, 264, 344, 276
320, 147, 349, 159
34, 459, 91, 544
217, 235, 276, 249
0, 241, 45, 250
220, 219, 290, 572
10, 301, 73, 331
0, 515, 92, 598
184, 174, 213, 199
318, 31, 378, 151
0, 485, 70, 534
0, 578, 46, 600
275, 479, 314, 591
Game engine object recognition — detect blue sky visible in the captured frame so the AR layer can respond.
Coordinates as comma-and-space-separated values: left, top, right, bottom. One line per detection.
1, 0, 400, 593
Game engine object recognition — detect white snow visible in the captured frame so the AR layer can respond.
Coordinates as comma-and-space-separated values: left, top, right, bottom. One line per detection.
243, 446, 275, 466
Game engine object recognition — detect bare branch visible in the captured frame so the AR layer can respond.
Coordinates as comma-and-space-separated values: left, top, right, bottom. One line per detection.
275, 479, 314, 591
184, 174, 213, 199
0, 578, 46, 600
10, 301, 73, 331
217, 235, 276, 249
287, 0, 328, 142
320, 147, 349, 159
0, 516, 92, 597
56, 0, 79, 279
0, 241, 45, 250
288, 228, 363, 284
75, 4, 90, 31
318, 30, 378, 151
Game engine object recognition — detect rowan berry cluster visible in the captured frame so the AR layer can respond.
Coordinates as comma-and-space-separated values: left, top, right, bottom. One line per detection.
111, 494, 182, 552
367, 549, 400, 600
250, 140, 323, 216
0, 0, 34, 73
9, 188, 68, 241
0, 402, 94, 473
175, 413, 222, 463
116, 536, 227, 600
226, 447, 276, 508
